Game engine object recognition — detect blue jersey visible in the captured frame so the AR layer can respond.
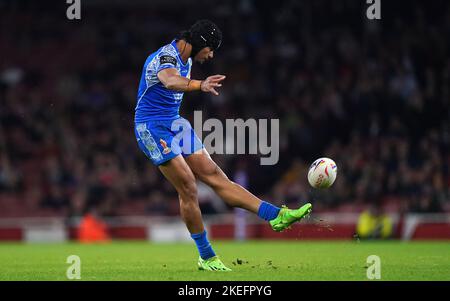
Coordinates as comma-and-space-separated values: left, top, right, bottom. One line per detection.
135, 40, 192, 122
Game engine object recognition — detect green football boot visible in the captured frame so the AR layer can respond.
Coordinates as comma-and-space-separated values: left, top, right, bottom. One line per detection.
269, 203, 312, 232
198, 256, 232, 271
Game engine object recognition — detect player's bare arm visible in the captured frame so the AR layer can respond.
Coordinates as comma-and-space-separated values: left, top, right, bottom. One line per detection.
157, 68, 226, 95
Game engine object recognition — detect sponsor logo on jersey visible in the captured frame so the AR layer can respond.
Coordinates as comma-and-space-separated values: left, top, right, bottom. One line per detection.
159, 55, 177, 66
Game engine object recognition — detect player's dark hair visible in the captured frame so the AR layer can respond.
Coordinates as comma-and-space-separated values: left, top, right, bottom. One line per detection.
177, 20, 222, 58
178, 30, 192, 41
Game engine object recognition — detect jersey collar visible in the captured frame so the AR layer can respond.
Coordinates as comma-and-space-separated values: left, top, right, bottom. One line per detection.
171, 40, 189, 67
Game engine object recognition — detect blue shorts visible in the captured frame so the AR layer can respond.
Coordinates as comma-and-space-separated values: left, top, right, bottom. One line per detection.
134, 117, 203, 166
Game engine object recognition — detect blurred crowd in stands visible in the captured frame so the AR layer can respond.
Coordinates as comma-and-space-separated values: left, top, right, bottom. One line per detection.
0, 0, 449, 217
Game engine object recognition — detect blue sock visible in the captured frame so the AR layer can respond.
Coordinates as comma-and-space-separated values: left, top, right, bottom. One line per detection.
191, 230, 216, 260
257, 201, 281, 221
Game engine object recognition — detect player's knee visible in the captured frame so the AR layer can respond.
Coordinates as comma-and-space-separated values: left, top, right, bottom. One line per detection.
202, 165, 230, 190
178, 175, 197, 201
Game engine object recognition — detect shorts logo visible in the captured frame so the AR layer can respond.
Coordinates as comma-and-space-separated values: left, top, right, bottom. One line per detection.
136, 123, 163, 161
160, 139, 171, 154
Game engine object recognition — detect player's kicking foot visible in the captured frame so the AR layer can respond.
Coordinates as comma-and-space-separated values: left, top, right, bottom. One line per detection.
269, 203, 312, 232
198, 256, 232, 271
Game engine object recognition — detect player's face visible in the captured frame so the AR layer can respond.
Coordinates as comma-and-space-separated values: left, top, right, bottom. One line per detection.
194, 47, 214, 64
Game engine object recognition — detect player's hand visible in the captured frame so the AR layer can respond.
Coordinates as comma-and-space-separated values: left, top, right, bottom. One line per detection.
201, 75, 226, 96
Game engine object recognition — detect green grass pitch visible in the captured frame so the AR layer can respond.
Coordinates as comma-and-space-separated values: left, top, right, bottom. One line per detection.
0, 240, 448, 281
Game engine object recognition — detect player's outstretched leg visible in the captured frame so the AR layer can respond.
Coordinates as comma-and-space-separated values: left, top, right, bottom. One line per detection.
185, 149, 312, 232
159, 155, 231, 271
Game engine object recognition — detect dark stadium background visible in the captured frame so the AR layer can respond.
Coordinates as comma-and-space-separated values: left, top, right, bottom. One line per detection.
0, 0, 448, 241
